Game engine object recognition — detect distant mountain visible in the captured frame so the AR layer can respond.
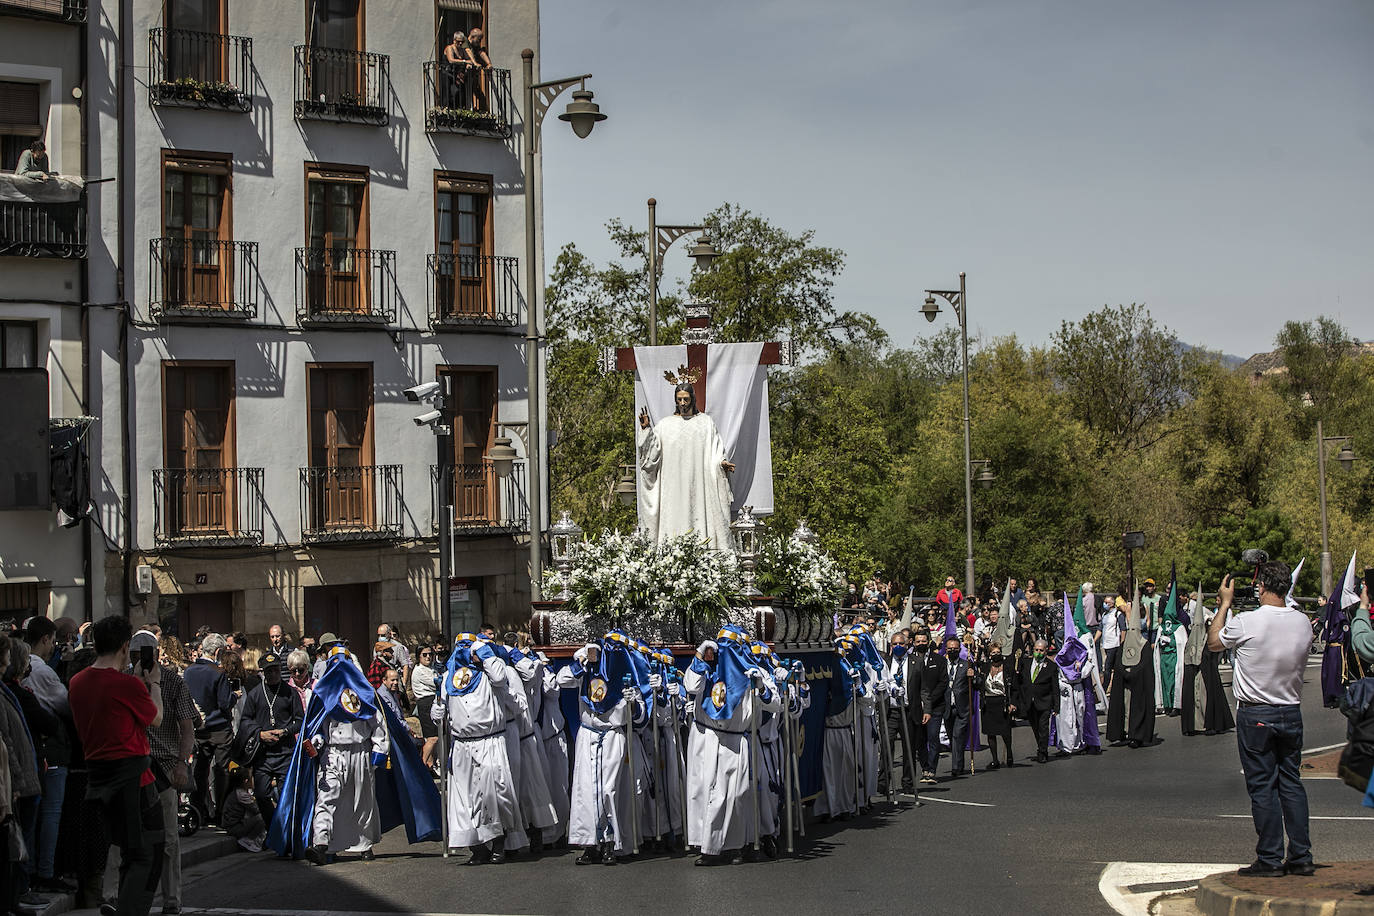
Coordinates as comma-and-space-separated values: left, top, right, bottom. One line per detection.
1177, 341, 1246, 368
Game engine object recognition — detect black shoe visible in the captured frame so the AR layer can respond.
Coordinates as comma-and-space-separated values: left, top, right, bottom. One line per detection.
33, 878, 77, 894
987, 760, 1001, 770
305, 845, 329, 867
1086, 746, 1102, 756
1127, 740, 1141, 749
949, 769, 964, 779
740, 844, 759, 862
529, 827, 544, 854
1237, 862, 1285, 878
1285, 861, 1316, 877
358, 848, 375, 861
1006, 758, 1015, 767
1035, 753, 1048, 763
600, 842, 618, 865
694, 852, 730, 866
99, 903, 117, 916
760, 835, 778, 859
575, 846, 603, 866
467, 844, 493, 866
1204, 729, 1216, 736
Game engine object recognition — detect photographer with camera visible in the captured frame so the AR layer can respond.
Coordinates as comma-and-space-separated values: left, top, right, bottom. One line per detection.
1208, 561, 1314, 878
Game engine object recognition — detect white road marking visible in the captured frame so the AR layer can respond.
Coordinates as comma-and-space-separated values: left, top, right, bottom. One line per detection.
917, 795, 996, 808
1099, 862, 1241, 916
184, 910, 517, 916
1218, 814, 1374, 820
1302, 742, 1346, 755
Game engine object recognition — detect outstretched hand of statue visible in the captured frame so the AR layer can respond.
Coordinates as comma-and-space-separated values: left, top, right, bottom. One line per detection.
639, 408, 651, 430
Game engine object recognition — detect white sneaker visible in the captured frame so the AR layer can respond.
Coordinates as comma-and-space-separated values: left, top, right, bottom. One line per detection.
237, 836, 263, 853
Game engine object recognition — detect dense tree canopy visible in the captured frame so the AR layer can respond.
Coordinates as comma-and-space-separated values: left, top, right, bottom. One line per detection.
545, 205, 1373, 598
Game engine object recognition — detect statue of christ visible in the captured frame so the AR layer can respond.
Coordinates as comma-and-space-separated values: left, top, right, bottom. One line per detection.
636, 381, 735, 552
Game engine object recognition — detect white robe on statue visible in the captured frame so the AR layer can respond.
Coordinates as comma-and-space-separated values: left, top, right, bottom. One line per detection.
431, 667, 520, 849
682, 663, 780, 855
637, 411, 734, 551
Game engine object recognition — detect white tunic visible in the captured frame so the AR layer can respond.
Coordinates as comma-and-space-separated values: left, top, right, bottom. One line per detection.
311, 712, 388, 853
558, 647, 645, 855
637, 411, 734, 551
682, 662, 781, 855
502, 655, 559, 840
431, 665, 520, 849
813, 697, 858, 819
538, 667, 571, 840
637, 687, 685, 838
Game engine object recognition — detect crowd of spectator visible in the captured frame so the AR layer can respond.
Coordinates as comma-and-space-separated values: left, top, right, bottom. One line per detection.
0, 615, 452, 916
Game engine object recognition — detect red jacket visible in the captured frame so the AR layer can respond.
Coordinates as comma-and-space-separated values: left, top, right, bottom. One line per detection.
936, 587, 963, 608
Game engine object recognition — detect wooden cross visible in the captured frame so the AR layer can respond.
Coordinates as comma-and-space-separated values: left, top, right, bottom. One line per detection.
597, 302, 794, 409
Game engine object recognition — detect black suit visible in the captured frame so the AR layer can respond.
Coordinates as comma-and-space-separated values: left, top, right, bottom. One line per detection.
1019, 655, 1059, 760
918, 652, 947, 772
923, 653, 971, 775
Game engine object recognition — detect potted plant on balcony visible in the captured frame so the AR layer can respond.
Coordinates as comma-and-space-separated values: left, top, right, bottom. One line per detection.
154, 76, 244, 108
429, 106, 500, 132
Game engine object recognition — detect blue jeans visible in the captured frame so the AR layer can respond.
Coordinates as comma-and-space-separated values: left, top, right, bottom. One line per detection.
1235, 703, 1311, 867
36, 766, 67, 879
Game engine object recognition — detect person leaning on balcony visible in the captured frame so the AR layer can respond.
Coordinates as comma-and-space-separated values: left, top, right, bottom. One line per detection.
442, 31, 472, 107
15, 140, 56, 180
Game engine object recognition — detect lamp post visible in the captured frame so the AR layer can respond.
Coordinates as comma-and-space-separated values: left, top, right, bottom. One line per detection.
646, 198, 718, 346
920, 272, 979, 596
1315, 418, 1359, 594
520, 48, 606, 600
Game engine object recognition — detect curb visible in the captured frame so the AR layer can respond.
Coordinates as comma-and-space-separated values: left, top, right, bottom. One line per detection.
37, 833, 244, 916
1196, 873, 1374, 916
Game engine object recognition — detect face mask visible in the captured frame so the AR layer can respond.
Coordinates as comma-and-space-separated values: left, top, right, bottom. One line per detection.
1033, 651, 1045, 659
914, 643, 928, 653
891, 644, 908, 658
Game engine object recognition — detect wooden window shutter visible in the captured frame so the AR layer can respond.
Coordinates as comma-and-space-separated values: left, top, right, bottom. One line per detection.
0, 81, 42, 135
437, 175, 490, 194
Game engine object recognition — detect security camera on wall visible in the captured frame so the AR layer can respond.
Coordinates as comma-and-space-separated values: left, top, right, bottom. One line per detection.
404, 381, 442, 402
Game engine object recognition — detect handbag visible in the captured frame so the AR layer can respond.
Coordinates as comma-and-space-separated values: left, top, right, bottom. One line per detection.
6, 816, 27, 864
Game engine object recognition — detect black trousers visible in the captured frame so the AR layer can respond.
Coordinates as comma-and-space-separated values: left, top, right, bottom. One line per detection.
882, 706, 918, 791
924, 705, 946, 772
89, 763, 164, 916
1028, 708, 1052, 758
252, 755, 290, 825
941, 706, 970, 774
192, 729, 232, 822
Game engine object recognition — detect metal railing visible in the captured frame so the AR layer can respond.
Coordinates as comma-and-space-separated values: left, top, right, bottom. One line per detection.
294, 45, 389, 125
427, 253, 521, 328
153, 467, 265, 546
430, 461, 528, 534
149, 237, 258, 320
0, 194, 86, 258
422, 63, 513, 138
148, 28, 253, 112
300, 464, 403, 542
0, 0, 86, 22
294, 246, 396, 325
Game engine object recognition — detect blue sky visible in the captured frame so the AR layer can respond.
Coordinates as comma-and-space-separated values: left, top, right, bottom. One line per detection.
538, 0, 1374, 358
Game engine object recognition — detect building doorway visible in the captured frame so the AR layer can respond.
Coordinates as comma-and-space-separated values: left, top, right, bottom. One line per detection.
303, 582, 370, 655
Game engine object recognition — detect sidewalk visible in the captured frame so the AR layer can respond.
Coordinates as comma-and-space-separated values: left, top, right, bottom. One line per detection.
1192, 861, 1374, 916
36, 830, 246, 916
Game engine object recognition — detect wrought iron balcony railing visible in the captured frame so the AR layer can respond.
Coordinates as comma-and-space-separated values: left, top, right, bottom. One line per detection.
0, 0, 86, 23
294, 45, 389, 125
430, 461, 529, 535
149, 237, 258, 320
153, 467, 265, 546
422, 63, 513, 138
294, 246, 396, 326
427, 253, 521, 328
148, 28, 253, 112
300, 465, 403, 543
0, 186, 86, 258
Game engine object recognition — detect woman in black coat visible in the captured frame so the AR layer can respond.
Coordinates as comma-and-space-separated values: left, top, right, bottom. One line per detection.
978, 652, 1014, 768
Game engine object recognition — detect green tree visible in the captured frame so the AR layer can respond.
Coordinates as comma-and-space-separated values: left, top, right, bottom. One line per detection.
1051, 304, 1192, 450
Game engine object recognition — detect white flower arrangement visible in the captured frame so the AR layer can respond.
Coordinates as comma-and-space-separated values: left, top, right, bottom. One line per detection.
542, 528, 743, 627
755, 533, 846, 614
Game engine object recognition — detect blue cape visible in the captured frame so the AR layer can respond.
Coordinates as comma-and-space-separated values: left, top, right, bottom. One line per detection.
698, 625, 754, 721
267, 655, 442, 857
579, 630, 652, 717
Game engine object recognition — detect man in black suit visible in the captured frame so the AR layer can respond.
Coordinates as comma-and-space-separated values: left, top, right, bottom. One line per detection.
939, 636, 973, 778
1019, 637, 1059, 763
918, 634, 948, 784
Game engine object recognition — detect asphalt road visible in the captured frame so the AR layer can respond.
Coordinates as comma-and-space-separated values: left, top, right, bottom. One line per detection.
179, 659, 1369, 916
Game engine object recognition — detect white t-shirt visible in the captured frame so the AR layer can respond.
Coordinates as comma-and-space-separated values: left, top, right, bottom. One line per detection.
1100, 607, 1122, 649
1218, 603, 1312, 705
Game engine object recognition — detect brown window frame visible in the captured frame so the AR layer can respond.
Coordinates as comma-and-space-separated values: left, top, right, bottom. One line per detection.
433, 0, 486, 62
161, 149, 234, 309
304, 162, 371, 314
161, 360, 237, 536
438, 365, 498, 523
162, 0, 230, 83
305, 362, 376, 530
433, 171, 493, 319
